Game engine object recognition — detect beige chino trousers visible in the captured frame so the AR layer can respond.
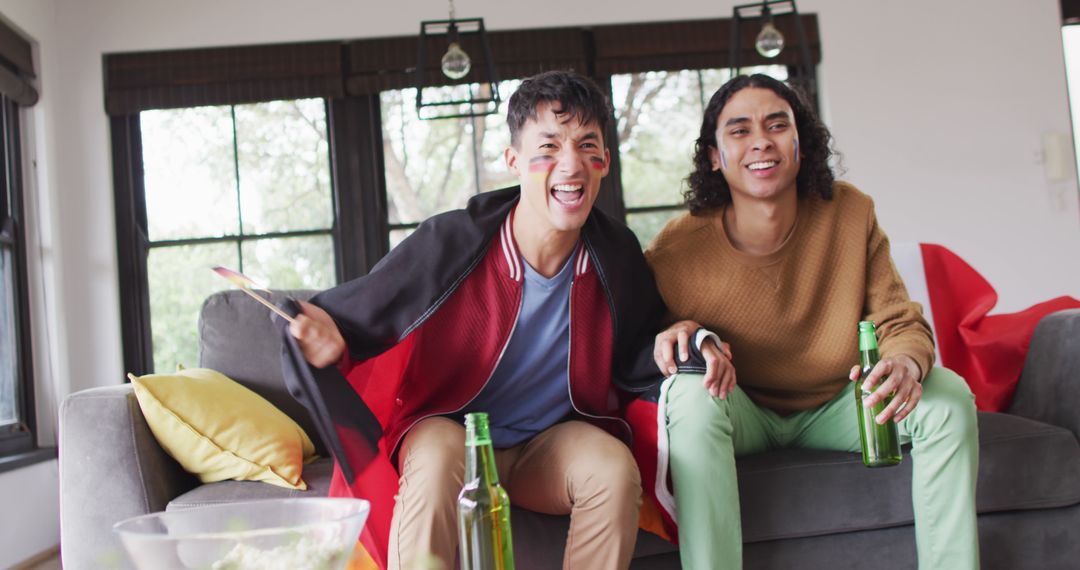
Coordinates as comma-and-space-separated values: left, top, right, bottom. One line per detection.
388, 417, 642, 570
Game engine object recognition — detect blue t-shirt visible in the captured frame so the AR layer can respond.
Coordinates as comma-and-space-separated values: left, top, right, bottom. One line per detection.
461, 252, 574, 448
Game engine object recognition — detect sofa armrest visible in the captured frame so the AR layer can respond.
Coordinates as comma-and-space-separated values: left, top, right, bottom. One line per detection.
59, 385, 198, 569
1007, 309, 1080, 439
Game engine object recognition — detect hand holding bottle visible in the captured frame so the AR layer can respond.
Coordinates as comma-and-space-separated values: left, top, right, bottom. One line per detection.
847, 353, 923, 424
853, 321, 903, 467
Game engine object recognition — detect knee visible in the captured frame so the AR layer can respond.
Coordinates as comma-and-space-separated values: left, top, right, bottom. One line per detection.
665, 373, 733, 438
602, 444, 643, 499
912, 368, 978, 440
572, 434, 642, 507
398, 417, 465, 488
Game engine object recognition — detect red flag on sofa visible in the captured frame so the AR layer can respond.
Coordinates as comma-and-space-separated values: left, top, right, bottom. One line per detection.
913, 244, 1080, 412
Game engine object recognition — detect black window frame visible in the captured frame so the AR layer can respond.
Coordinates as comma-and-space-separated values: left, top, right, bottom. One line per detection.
113, 99, 375, 375
0, 93, 34, 458
0, 12, 47, 467
108, 18, 821, 375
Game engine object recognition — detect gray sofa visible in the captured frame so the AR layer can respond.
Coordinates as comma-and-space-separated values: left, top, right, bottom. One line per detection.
60, 290, 1080, 569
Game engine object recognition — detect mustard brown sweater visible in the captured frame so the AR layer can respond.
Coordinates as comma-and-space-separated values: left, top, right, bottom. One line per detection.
646, 182, 935, 414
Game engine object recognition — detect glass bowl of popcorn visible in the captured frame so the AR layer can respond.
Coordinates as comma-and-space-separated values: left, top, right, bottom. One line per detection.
113, 497, 370, 570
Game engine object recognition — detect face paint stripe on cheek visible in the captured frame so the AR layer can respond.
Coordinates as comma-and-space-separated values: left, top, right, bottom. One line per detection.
589, 156, 605, 170
720, 147, 728, 170
528, 156, 556, 171
528, 156, 555, 186
794, 137, 800, 163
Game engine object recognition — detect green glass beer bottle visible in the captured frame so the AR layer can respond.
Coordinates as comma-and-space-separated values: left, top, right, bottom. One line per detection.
855, 321, 903, 467
458, 413, 515, 570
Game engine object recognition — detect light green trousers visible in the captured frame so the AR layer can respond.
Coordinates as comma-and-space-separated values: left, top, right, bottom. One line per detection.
665, 368, 980, 570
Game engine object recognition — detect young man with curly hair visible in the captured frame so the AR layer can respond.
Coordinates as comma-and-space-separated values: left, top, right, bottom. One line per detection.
646, 74, 980, 569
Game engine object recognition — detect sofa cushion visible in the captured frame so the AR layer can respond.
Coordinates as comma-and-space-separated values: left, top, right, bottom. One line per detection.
166, 413, 1080, 565
169, 458, 679, 565
130, 367, 317, 490
170, 413, 1080, 538
169, 457, 338, 510
198, 289, 324, 454
738, 411, 1080, 543
509, 510, 678, 566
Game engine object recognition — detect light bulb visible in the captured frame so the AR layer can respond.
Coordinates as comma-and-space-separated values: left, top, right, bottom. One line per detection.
755, 22, 785, 58
441, 42, 471, 80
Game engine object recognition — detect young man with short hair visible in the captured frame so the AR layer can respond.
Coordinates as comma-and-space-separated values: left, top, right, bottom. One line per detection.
285, 70, 665, 570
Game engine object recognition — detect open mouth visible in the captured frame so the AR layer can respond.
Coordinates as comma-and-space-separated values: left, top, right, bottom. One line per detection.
746, 160, 779, 173
551, 183, 584, 205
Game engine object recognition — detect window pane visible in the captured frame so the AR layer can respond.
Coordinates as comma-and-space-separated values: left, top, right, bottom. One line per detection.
141, 106, 239, 241
0, 246, 17, 426
142, 99, 339, 372
235, 99, 334, 234
627, 209, 686, 250
478, 80, 521, 193
381, 88, 478, 225
148, 243, 239, 372
380, 81, 517, 227
240, 235, 335, 290
613, 71, 706, 210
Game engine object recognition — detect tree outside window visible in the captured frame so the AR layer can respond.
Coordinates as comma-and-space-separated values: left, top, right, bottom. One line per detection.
613, 66, 788, 248
0, 232, 18, 427
140, 99, 335, 371
128, 67, 798, 373
0, 94, 31, 450
380, 81, 520, 248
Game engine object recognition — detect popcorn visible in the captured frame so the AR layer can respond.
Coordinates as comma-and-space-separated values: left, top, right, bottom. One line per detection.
210, 534, 351, 570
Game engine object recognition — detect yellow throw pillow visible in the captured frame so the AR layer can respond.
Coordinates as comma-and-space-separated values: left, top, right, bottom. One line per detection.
128, 367, 317, 490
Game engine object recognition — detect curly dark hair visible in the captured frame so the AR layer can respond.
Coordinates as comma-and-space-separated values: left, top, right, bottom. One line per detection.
507, 70, 612, 148
685, 74, 837, 214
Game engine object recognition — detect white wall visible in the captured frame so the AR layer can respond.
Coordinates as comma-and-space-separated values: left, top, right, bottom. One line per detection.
1, 0, 1078, 562
812, 0, 1080, 313
0, 458, 60, 567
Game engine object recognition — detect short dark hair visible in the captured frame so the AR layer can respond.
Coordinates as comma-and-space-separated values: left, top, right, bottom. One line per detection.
685, 74, 837, 214
507, 70, 612, 147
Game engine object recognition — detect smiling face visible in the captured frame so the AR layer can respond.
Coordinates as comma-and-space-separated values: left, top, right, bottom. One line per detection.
505, 101, 610, 237
709, 87, 801, 203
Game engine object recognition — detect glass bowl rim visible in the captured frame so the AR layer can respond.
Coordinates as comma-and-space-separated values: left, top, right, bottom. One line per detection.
112, 497, 370, 542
